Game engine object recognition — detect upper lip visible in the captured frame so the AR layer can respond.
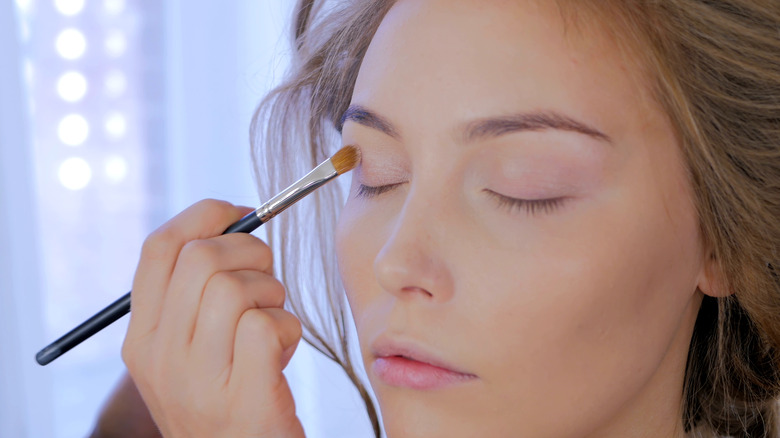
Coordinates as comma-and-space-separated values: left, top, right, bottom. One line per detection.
371, 335, 477, 376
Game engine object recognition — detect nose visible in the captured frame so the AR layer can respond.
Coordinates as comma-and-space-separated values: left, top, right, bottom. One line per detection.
372, 192, 455, 302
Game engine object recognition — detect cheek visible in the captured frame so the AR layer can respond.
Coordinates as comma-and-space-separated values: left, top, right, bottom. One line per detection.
466, 143, 702, 426
472, 202, 697, 361
335, 200, 384, 328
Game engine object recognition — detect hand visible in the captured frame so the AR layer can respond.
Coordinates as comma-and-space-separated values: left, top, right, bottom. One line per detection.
122, 199, 305, 438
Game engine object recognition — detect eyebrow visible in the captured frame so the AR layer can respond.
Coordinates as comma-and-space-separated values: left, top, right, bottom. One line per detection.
340, 104, 612, 145
339, 105, 401, 139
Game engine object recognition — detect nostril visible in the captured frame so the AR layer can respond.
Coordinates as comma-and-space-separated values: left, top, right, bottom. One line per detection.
401, 286, 434, 297
373, 236, 453, 302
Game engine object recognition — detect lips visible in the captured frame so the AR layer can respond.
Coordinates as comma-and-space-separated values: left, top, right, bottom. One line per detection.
371, 337, 477, 390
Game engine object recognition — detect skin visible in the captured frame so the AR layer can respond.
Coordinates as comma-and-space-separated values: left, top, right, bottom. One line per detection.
122, 202, 305, 438
336, 1, 718, 437
115, 1, 722, 437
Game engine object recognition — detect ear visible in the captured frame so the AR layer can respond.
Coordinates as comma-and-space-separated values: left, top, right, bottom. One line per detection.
697, 251, 732, 297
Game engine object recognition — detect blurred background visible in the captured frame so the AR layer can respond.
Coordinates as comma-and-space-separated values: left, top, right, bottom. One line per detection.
0, 0, 373, 437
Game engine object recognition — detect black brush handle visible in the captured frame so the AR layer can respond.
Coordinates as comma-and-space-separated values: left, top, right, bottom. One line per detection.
36, 293, 131, 365
36, 210, 263, 365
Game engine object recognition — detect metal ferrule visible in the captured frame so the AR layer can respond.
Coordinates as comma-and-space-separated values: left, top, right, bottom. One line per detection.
254, 159, 338, 223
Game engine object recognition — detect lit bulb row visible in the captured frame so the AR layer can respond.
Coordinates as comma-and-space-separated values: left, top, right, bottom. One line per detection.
15, 0, 126, 17
56, 28, 127, 60
27, 0, 132, 191
59, 155, 128, 190
57, 112, 127, 145
58, 69, 127, 102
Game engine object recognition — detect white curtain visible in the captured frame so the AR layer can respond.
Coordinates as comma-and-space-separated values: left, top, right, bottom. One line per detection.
1, 1, 373, 437
0, 2, 54, 437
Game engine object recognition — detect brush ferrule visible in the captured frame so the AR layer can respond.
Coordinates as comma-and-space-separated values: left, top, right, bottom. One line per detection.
254, 159, 338, 223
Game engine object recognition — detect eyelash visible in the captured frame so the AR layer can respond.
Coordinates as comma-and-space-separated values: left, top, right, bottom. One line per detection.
355, 184, 566, 216
483, 190, 566, 216
356, 183, 403, 198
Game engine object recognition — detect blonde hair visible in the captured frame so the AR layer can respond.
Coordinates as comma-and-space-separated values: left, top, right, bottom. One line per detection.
251, 1, 780, 437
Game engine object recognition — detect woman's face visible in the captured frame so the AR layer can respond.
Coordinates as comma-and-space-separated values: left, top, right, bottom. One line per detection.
336, 1, 708, 436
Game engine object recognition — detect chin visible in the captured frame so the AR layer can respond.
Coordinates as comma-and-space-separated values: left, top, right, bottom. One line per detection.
374, 386, 491, 438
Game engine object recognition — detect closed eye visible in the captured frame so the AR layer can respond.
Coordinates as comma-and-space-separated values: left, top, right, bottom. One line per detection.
356, 183, 405, 198
355, 185, 567, 216
484, 189, 567, 216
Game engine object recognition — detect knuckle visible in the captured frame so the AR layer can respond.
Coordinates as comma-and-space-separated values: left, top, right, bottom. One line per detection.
120, 341, 135, 369
196, 198, 236, 223
179, 238, 219, 269
231, 233, 273, 271
284, 314, 303, 342
265, 278, 287, 308
255, 238, 273, 262
196, 198, 233, 212
239, 309, 278, 338
291, 315, 302, 338
260, 248, 275, 273
122, 342, 157, 388
120, 335, 148, 372
207, 272, 249, 303
141, 227, 178, 261
209, 270, 242, 291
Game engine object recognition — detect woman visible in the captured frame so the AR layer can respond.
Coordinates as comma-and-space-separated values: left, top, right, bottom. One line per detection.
95, 1, 780, 437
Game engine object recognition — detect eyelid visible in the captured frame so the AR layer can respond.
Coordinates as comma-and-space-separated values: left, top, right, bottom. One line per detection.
354, 184, 568, 217
483, 189, 568, 216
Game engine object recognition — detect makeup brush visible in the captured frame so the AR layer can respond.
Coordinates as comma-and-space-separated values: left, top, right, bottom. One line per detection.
36, 145, 360, 366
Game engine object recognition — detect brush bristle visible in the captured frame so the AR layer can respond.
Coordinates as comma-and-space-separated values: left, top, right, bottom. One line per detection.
331, 145, 361, 174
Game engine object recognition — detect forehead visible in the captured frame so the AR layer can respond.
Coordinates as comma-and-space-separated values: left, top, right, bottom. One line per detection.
350, 0, 657, 144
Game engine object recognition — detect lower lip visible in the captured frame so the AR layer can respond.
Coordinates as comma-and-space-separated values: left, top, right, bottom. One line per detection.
372, 356, 476, 390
